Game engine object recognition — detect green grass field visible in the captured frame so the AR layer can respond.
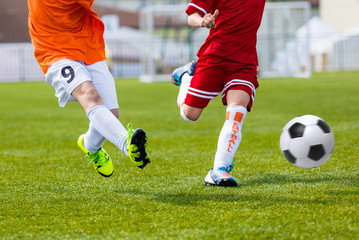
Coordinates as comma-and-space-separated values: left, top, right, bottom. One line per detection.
1, 71, 358, 239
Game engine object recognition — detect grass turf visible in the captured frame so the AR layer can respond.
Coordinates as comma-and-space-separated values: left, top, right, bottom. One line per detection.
0, 71, 358, 239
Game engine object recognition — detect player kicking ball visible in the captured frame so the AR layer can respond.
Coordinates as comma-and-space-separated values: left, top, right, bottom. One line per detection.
171, 0, 266, 187
27, 0, 150, 177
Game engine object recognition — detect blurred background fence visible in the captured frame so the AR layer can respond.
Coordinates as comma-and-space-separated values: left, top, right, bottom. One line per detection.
0, 43, 43, 82
0, 1, 359, 82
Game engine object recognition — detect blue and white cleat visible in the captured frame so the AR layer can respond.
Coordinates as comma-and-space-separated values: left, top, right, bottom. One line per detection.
204, 164, 238, 187
171, 60, 197, 86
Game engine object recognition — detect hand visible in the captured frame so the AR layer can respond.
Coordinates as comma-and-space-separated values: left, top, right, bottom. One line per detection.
200, 9, 219, 29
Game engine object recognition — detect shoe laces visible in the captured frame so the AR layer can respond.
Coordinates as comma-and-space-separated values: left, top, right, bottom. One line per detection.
127, 123, 134, 141
127, 122, 135, 147
215, 159, 236, 173
127, 122, 134, 135
227, 159, 236, 172
126, 123, 141, 157
87, 149, 108, 167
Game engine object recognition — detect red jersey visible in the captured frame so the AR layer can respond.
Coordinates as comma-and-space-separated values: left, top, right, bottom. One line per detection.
28, 0, 106, 74
186, 0, 265, 69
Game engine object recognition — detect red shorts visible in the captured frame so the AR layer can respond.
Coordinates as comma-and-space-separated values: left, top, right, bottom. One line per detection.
184, 56, 259, 111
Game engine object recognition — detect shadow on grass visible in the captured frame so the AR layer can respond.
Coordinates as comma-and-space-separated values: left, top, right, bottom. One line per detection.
240, 173, 359, 187
114, 173, 359, 207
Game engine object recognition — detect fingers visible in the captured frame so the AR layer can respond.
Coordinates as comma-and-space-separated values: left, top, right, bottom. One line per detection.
201, 17, 214, 29
201, 10, 219, 29
213, 9, 219, 19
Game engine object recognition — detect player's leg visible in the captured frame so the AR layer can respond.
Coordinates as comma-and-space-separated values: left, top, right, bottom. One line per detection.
171, 58, 220, 122
205, 65, 258, 187
180, 104, 203, 122
171, 60, 201, 121
214, 89, 250, 168
214, 90, 250, 169
44, 59, 114, 177
86, 60, 149, 169
204, 90, 249, 187
83, 108, 119, 154
81, 107, 119, 159
82, 108, 118, 153
83, 122, 106, 153
72, 80, 120, 177
78, 61, 127, 156
176, 73, 203, 122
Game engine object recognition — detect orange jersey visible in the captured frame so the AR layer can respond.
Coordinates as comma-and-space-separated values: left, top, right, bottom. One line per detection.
28, 0, 106, 74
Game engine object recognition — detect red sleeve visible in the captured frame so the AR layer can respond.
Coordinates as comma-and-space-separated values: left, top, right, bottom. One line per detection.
75, 0, 94, 8
186, 0, 215, 17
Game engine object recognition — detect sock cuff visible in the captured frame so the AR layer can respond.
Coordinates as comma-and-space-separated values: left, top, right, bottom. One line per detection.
181, 73, 192, 84
86, 105, 107, 119
226, 105, 247, 123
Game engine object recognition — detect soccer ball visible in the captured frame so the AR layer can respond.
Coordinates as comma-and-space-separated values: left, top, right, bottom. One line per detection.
280, 115, 334, 168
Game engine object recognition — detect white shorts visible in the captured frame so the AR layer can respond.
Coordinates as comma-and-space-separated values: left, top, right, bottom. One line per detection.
45, 59, 119, 109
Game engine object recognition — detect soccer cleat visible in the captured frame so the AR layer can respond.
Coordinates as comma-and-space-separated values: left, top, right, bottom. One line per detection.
204, 162, 238, 187
170, 60, 197, 86
77, 134, 114, 177
127, 123, 150, 169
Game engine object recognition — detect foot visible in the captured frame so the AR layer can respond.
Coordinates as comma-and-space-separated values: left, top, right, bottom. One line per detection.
127, 123, 150, 169
171, 60, 197, 86
204, 164, 238, 187
78, 134, 114, 177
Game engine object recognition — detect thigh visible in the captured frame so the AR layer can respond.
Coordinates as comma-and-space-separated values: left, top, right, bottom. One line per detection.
45, 59, 91, 107
87, 60, 119, 110
222, 65, 258, 111
184, 57, 224, 109
226, 89, 250, 107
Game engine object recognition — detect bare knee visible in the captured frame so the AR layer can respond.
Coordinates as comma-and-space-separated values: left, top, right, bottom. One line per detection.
181, 105, 203, 122
184, 110, 200, 122
84, 87, 103, 104
72, 81, 104, 112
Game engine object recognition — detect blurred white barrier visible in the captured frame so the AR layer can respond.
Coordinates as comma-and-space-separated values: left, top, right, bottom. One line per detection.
0, 43, 43, 82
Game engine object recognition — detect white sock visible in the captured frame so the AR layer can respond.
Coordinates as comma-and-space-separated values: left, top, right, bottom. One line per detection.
177, 73, 191, 108
86, 105, 129, 156
213, 105, 247, 170
84, 122, 106, 153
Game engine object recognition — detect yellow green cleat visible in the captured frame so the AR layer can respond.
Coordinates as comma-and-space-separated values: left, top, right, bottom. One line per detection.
126, 123, 150, 169
77, 134, 114, 177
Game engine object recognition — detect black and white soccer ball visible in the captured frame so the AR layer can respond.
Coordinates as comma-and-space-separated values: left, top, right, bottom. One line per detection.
280, 115, 334, 168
